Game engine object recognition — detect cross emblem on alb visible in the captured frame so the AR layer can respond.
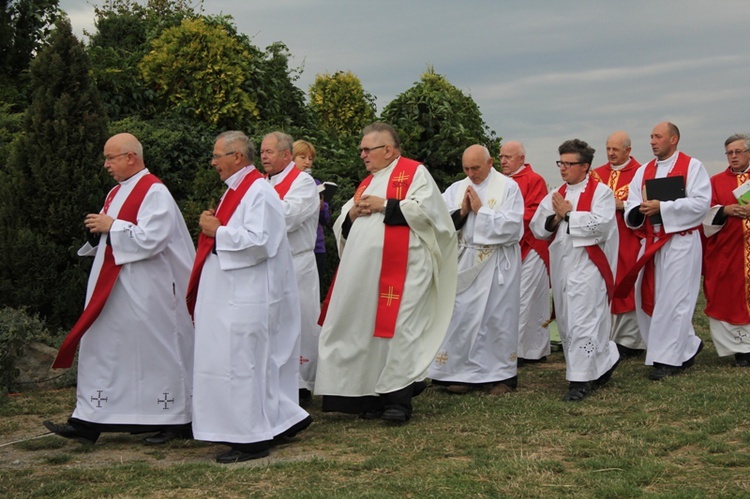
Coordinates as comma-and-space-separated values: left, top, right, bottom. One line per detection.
157, 392, 175, 410
391, 172, 411, 199
91, 390, 108, 408
380, 286, 400, 306
434, 351, 448, 366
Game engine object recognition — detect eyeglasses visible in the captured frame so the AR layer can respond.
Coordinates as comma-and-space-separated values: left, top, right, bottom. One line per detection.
211, 151, 237, 160
556, 161, 586, 169
357, 145, 386, 155
725, 150, 748, 156
104, 152, 130, 162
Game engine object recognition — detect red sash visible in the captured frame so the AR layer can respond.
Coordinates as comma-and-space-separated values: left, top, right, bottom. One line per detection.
613, 153, 692, 315
53, 174, 161, 368
318, 157, 420, 338
186, 168, 264, 316
556, 178, 615, 302
273, 166, 302, 199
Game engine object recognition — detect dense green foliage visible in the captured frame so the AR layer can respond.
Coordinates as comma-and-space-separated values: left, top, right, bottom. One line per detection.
0, 17, 108, 329
309, 70, 376, 138
0, 306, 53, 393
381, 67, 501, 190
0, 0, 59, 108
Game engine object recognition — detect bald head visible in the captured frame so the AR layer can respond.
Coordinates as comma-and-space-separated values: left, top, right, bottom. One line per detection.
499, 141, 526, 175
103, 133, 145, 182
605, 131, 632, 166
462, 144, 493, 184
650, 121, 680, 161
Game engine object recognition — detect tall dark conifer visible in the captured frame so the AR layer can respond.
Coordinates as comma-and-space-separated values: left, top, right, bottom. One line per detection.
0, 16, 108, 329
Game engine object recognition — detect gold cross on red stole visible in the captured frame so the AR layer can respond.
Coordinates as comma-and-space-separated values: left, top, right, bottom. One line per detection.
380, 286, 400, 306
391, 171, 411, 199
608, 171, 620, 190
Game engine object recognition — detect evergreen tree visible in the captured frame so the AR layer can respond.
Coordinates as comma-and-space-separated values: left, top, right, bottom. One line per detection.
308, 70, 376, 138
380, 67, 500, 189
0, 16, 108, 329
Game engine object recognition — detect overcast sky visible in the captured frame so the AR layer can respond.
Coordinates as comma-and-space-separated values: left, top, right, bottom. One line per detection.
60, 0, 748, 183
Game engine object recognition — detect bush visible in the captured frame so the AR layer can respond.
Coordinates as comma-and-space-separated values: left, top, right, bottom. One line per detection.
0, 307, 53, 393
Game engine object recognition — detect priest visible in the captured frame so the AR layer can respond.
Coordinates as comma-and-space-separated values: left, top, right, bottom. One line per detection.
188, 131, 311, 463
428, 144, 524, 395
44, 133, 195, 445
315, 122, 457, 422
702, 133, 750, 367
530, 139, 620, 402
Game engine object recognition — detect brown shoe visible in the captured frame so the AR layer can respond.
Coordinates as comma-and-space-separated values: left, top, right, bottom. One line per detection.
445, 384, 472, 394
487, 383, 515, 396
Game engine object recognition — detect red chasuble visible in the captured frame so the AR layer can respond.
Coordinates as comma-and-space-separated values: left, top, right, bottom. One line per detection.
511, 164, 550, 272
272, 166, 302, 199
318, 157, 420, 338
591, 157, 640, 314
703, 168, 750, 324
556, 178, 615, 301
186, 168, 264, 317
614, 153, 694, 316
53, 173, 161, 368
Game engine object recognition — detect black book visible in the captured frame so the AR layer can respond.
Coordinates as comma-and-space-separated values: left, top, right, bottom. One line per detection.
644, 176, 685, 225
317, 181, 338, 203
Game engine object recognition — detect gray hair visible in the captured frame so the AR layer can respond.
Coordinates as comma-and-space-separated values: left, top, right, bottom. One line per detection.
265, 131, 294, 154
217, 131, 255, 162
725, 133, 750, 150
362, 122, 401, 150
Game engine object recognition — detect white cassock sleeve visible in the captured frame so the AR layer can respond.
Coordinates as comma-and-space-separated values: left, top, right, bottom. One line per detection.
280, 172, 319, 232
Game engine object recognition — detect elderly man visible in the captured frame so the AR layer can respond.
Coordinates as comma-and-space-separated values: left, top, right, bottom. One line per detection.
702, 133, 750, 367
260, 131, 321, 402
591, 131, 645, 357
428, 145, 523, 395
316, 122, 457, 422
45, 133, 195, 445
500, 141, 550, 364
622, 122, 710, 380
531, 139, 619, 402
188, 131, 310, 463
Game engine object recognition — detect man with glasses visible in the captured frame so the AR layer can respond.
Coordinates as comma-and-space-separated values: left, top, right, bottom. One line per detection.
591, 131, 645, 358
702, 133, 750, 367
316, 122, 457, 422
531, 139, 620, 402
500, 140, 551, 365
621, 122, 710, 380
260, 131, 321, 404
45, 133, 195, 445
188, 131, 310, 463
428, 144, 524, 396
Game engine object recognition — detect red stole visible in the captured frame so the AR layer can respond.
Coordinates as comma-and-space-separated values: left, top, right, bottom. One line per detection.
273, 166, 302, 199
614, 152, 692, 316
186, 168, 264, 316
512, 165, 550, 272
53, 173, 161, 368
591, 158, 641, 314
318, 157, 420, 338
556, 178, 615, 302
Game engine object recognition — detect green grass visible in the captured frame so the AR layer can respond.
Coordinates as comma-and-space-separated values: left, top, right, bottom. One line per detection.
2, 296, 750, 497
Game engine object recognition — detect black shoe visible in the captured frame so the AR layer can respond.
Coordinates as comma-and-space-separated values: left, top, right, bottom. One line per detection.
562, 382, 591, 402
360, 409, 384, 420
282, 415, 313, 438
520, 356, 547, 364
43, 420, 98, 444
381, 407, 408, 422
143, 430, 180, 445
298, 389, 312, 406
735, 352, 750, 367
216, 447, 269, 464
682, 341, 704, 370
648, 363, 681, 380
593, 359, 620, 388
616, 344, 645, 359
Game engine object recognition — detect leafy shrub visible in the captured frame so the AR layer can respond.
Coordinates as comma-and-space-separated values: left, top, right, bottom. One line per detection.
0, 307, 53, 393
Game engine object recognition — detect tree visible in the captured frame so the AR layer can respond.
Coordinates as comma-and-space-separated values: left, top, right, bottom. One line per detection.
380, 67, 500, 189
138, 16, 259, 128
0, 16, 108, 329
308, 70, 376, 138
0, 0, 59, 108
